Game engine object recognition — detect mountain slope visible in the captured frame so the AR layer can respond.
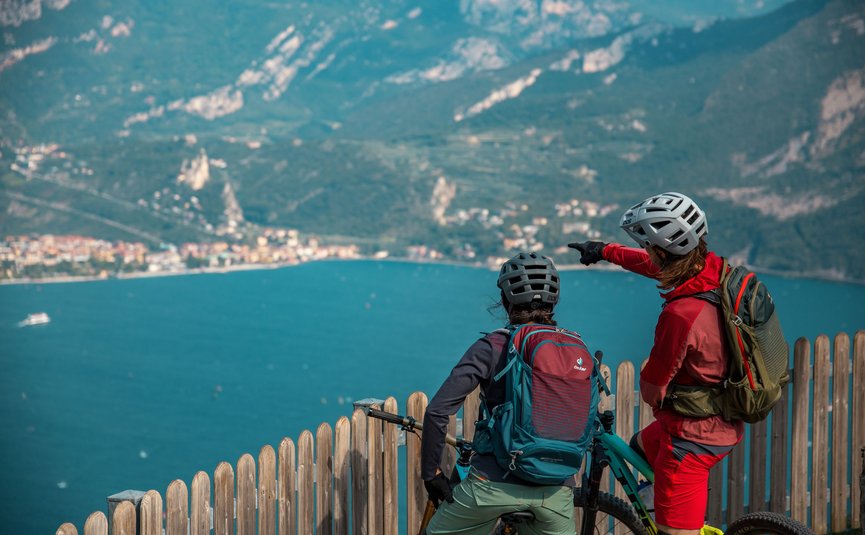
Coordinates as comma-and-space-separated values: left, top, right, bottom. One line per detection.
2, 0, 864, 280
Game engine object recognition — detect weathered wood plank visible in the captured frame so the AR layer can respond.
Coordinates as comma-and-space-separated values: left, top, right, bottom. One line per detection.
406, 392, 428, 535
56, 523, 78, 535
368, 404, 384, 535
790, 337, 811, 523
84, 512, 108, 535
614, 364, 634, 497
351, 409, 369, 535
749, 417, 768, 513
298, 430, 315, 535
259, 445, 277, 535
831, 333, 850, 532
383, 397, 399, 535
615, 361, 635, 535
852, 330, 865, 530
214, 461, 235, 535
707, 462, 724, 526
334, 417, 351, 535
191, 471, 211, 535
769, 383, 790, 514
166, 479, 188, 535
237, 453, 255, 535
316, 423, 334, 535
812, 335, 830, 534
111, 501, 136, 535
463, 387, 480, 441
140, 489, 163, 535
443, 413, 458, 477
278, 438, 296, 535
727, 439, 746, 524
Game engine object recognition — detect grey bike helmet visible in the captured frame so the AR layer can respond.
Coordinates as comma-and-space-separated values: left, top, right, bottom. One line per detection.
619, 192, 708, 255
497, 252, 559, 306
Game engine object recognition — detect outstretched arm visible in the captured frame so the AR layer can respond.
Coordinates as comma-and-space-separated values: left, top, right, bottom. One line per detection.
602, 243, 661, 279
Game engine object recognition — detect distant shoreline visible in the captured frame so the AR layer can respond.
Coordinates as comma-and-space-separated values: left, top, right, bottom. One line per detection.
1, 256, 862, 287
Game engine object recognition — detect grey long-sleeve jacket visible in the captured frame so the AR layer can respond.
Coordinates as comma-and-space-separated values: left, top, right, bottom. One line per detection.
420, 331, 509, 482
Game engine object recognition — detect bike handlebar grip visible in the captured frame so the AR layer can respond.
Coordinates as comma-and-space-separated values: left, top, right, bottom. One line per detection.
366, 408, 407, 425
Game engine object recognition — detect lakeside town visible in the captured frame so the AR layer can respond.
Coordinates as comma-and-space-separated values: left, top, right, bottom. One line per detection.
0, 230, 365, 283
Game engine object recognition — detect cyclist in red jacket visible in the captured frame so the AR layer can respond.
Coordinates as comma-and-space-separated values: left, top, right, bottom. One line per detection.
569, 192, 744, 535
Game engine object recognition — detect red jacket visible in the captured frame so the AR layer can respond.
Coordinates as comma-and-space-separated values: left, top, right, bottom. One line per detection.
603, 244, 744, 446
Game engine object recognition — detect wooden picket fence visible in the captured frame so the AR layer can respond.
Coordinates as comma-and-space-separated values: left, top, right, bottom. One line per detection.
55, 330, 865, 535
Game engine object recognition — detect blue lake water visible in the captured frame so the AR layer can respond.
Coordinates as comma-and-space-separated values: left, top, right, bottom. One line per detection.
1, 260, 863, 533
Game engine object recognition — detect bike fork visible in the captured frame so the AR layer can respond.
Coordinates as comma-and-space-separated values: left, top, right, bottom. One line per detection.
580, 441, 607, 534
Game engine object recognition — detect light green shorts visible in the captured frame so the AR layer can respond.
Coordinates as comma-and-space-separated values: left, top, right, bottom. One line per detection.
426, 471, 575, 535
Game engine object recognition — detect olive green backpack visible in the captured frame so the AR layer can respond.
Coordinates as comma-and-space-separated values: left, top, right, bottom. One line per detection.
665, 259, 791, 423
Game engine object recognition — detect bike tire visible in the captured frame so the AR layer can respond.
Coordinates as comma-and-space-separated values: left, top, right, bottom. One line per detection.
573, 488, 648, 535
725, 512, 815, 535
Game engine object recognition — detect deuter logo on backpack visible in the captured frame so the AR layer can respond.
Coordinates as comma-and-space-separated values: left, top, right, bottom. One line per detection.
666, 259, 791, 423
472, 324, 600, 485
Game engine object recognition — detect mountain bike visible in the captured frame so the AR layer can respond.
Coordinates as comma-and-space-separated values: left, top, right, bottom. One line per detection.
582, 408, 814, 535
364, 405, 813, 535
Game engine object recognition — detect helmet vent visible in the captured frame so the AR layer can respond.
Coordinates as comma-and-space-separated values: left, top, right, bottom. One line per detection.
669, 229, 685, 241
687, 211, 700, 225
650, 221, 670, 231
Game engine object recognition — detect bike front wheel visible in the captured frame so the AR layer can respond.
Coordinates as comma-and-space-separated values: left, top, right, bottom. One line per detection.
724, 512, 814, 535
573, 488, 648, 535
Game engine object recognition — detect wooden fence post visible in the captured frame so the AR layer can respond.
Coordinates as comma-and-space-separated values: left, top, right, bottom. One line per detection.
367, 404, 384, 535
297, 430, 315, 535
727, 438, 746, 524
749, 417, 768, 512
406, 392, 428, 535
351, 409, 369, 535
383, 397, 399, 535
139, 489, 163, 535
111, 501, 136, 535
831, 333, 850, 532
84, 511, 108, 535
259, 446, 277, 535
334, 417, 351, 535
615, 361, 635, 535
56, 523, 78, 535
853, 331, 865, 531
769, 384, 790, 515
278, 438, 297, 535
791, 337, 811, 523
237, 454, 255, 535
812, 335, 831, 534
191, 471, 211, 535
316, 423, 334, 535
165, 480, 188, 535
214, 462, 235, 535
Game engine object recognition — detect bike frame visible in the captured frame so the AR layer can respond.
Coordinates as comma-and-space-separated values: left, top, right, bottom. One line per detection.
582, 410, 658, 535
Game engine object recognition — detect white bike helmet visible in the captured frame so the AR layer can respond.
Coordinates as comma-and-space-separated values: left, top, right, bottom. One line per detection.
619, 192, 708, 255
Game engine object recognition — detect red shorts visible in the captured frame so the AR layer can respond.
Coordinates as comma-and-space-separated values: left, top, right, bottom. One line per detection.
638, 421, 734, 529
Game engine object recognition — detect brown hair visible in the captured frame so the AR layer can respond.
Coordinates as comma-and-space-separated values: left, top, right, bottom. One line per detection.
651, 238, 708, 290
490, 291, 557, 326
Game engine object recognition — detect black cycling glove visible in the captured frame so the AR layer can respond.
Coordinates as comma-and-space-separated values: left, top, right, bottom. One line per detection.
567, 241, 608, 266
424, 473, 454, 507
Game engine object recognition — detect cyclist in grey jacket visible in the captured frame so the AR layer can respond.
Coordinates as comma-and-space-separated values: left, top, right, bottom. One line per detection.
420, 252, 576, 535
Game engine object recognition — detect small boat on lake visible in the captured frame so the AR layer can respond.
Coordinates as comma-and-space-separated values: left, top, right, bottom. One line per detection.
18, 312, 51, 327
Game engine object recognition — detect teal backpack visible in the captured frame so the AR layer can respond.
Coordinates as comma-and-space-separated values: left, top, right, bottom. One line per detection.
472, 324, 601, 485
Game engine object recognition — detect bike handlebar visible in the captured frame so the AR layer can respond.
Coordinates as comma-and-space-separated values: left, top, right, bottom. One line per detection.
364, 407, 464, 448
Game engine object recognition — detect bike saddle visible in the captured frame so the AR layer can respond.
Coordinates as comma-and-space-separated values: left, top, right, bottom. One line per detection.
498, 510, 535, 524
